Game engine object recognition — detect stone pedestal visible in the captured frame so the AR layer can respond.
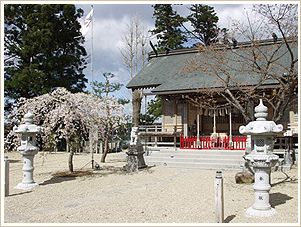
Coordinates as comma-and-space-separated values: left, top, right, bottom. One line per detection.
125, 145, 147, 172
15, 151, 39, 190
245, 154, 279, 217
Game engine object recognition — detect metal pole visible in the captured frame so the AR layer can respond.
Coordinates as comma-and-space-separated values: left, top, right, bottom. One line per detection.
91, 4, 94, 169
91, 4, 94, 83
215, 170, 224, 223
5, 156, 9, 197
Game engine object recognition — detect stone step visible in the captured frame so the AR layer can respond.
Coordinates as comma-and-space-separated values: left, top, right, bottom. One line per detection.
145, 156, 243, 165
146, 160, 243, 170
146, 152, 244, 159
145, 148, 245, 156
144, 147, 245, 170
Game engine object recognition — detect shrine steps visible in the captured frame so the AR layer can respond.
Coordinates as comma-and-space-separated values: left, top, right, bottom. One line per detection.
144, 147, 245, 170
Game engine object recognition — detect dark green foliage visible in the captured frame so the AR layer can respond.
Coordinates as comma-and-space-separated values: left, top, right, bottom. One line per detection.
151, 4, 187, 50
4, 4, 87, 100
140, 96, 162, 125
91, 72, 129, 104
187, 4, 219, 46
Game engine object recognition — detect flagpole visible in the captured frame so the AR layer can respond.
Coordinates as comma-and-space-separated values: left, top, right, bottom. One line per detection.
90, 4, 94, 169
91, 4, 94, 84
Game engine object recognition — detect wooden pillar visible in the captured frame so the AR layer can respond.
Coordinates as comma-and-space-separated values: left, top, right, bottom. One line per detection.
196, 106, 200, 147
173, 98, 177, 132
213, 110, 217, 134
173, 98, 177, 148
229, 110, 233, 146
154, 125, 158, 147
183, 102, 188, 137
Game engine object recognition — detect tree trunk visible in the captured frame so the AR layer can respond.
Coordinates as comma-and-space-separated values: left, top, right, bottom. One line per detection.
132, 89, 143, 127
68, 148, 74, 172
101, 136, 109, 163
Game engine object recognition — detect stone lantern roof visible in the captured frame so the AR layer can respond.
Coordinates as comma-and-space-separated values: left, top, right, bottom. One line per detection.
13, 111, 42, 134
239, 99, 283, 135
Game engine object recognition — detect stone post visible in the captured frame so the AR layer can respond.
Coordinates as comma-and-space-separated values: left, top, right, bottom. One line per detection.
13, 112, 42, 190
4, 156, 9, 196
239, 99, 283, 217
215, 171, 224, 223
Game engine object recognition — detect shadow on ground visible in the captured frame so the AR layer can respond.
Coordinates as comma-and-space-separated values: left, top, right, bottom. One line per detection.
270, 192, 293, 207
271, 170, 298, 187
6, 159, 21, 163
91, 164, 156, 177
7, 191, 32, 197
224, 214, 236, 223
40, 176, 76, 186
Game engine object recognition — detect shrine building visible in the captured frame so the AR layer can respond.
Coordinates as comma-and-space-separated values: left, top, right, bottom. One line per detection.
126, 38, 298, 150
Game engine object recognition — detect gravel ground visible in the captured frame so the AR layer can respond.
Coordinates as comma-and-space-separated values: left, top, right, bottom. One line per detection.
3, 150, 299, 224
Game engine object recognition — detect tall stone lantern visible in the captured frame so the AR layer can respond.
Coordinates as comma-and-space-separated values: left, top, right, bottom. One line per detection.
239, 99, 283, 217
13, 111, 42, 190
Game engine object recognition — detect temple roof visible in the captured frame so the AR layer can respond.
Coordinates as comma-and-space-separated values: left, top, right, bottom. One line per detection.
126, 38, 297, 94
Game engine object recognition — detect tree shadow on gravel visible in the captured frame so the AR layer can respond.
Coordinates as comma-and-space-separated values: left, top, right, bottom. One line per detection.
8, 191, 32, 197
271, 170, 298, 187
270, 192, 293, 207
6, 159, 21, 163
40, 170, 93, 186
40, 176, 76, 186
90, 164, 156, 177
224, 214, 236, 223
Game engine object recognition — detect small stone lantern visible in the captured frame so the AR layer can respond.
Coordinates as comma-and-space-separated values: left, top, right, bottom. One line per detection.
124, 127, 147, 172
13, 111, 42, 190
239, 99, 283, 217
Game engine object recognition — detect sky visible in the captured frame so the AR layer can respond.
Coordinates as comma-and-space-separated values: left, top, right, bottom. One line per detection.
76, 3, 255, 114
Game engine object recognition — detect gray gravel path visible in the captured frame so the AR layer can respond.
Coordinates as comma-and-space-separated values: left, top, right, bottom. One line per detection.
3, 151, 299, 224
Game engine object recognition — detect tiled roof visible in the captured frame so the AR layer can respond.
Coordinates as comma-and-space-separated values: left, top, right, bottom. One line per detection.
126, 39, 297, 94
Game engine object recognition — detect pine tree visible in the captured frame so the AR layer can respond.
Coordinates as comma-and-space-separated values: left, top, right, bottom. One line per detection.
91, 73, 129, 163
151, 4, 187, 50
187, 4, 219, 46
4, 4, 87, 100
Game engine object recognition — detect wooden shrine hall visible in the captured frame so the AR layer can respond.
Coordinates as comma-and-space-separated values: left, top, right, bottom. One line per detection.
126, 38, 298, 150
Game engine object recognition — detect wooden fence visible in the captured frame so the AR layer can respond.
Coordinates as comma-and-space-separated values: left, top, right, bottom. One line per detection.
180, 135, 247, 150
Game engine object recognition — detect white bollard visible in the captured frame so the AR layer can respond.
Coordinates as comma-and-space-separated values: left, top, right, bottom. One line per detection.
4, 156, 9, 196
215, 170, 224, 223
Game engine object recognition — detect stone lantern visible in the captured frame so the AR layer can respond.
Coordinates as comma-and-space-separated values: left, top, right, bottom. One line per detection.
13, 111, 42, 190
239, 99, 283, 217
124, 127, 147, 172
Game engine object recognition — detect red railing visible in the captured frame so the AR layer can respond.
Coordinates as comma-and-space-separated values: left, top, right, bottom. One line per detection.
180, 135, 247, 150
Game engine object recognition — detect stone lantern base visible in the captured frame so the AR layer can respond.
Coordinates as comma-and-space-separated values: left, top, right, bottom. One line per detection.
124, 145, 147, 172
15, 182, 38, 190
246, 206, 276, 217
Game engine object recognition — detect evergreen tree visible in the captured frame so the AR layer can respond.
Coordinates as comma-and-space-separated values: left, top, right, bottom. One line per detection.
91, 73, 129, 163
140, 96, 162, 125
4, 4, 87, 100
151, 4, 187, 50
186, 4, 219, 46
